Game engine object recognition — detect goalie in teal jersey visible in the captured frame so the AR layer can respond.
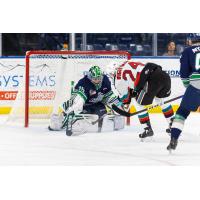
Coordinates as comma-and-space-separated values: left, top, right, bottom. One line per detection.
48, 65, 124, 136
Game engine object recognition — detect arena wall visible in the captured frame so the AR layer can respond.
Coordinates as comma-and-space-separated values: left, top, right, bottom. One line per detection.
0, 56, 186, 114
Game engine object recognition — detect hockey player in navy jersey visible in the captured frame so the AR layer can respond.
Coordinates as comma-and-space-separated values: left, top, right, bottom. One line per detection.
49, 65, 123, 136
167, 33, 200, 151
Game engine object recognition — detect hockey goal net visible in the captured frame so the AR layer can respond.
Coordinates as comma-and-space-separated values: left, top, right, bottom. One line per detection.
8, 50, 131, 127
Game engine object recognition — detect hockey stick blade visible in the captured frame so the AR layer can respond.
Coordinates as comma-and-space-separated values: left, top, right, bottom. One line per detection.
112, 95, 183, 117
112, 105, 130, 117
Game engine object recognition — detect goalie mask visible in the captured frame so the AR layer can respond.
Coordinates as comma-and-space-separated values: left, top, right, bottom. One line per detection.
88, 66, 103, 88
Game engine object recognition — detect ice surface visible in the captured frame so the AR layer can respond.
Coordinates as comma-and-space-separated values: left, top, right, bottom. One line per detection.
0, 113, 199, 165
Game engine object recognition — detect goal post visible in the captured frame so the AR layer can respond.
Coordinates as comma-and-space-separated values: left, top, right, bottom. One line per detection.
10, 50, 131, 127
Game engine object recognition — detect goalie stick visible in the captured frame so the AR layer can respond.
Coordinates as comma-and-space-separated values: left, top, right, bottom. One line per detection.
64, 113, 107, 136
74, 113, 107, 125
112, 95, 183, 117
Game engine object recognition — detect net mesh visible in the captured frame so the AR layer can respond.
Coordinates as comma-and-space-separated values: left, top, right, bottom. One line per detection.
7, 51, 130, 126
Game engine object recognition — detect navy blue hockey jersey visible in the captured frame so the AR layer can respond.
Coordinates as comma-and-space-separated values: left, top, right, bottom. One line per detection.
180, 45, 200, 88
74, 75, 113, 105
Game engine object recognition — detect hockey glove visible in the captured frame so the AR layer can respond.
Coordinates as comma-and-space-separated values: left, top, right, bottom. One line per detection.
130, 88, 138, 98
62, 99, 73, 114
107, 94, 123, 108
49, 113, 64, 131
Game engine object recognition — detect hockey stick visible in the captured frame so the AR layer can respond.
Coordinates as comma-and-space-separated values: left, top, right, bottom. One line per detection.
73, 113, 106, 125
112, 95, 183, 117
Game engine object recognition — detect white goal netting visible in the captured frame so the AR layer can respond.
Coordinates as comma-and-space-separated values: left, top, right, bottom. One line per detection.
7, 50, 131, 127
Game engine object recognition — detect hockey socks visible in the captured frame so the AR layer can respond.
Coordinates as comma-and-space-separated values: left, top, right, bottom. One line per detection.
161, 104, 174, 123
138, 113, 154, 139
138, 112, 150, 126
171, 114, 185, 139
170, 106, 190, 139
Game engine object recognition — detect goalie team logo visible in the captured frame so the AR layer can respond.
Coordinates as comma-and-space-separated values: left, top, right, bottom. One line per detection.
89, 89, 96, 96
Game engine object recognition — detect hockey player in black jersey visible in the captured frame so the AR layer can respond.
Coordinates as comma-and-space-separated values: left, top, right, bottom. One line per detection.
49, 65, 123, 136
107, 60, 174, 140
167, 33, 200, 151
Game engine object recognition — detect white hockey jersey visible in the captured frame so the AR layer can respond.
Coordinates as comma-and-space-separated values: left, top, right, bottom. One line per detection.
107, 60, 146, 102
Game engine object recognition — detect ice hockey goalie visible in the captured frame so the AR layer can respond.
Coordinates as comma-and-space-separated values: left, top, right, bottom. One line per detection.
49, 65, 125, 136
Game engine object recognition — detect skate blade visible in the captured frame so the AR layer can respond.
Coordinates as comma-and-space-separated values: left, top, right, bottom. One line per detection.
168, 149, 172, 154
167, 147, 176, 155
168, 149, 176, 155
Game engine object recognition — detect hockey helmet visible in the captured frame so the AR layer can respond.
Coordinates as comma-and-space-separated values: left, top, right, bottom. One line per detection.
187, 33, 200, 43
88, 65, 103, 80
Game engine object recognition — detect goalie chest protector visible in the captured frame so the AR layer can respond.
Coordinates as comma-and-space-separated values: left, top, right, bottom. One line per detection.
75, 75, 112, 104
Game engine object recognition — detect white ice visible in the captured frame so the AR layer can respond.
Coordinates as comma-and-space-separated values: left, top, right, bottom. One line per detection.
0, 113, 199, 166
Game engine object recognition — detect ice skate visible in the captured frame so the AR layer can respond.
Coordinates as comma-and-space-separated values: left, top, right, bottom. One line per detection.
139, 126, 154, 141
167, 137, 178, 153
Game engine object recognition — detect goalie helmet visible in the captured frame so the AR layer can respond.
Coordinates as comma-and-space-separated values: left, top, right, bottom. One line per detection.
88, 65, 103, 83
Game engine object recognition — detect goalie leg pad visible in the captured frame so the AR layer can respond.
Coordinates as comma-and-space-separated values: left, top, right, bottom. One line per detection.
49, 113, 125, 134
71, 114, 99, 133
49, 113, 64, 131
101, 115, 125, 132
48, 111, 75, 132
114, 115, 125, 130
71, 114, 125, 133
